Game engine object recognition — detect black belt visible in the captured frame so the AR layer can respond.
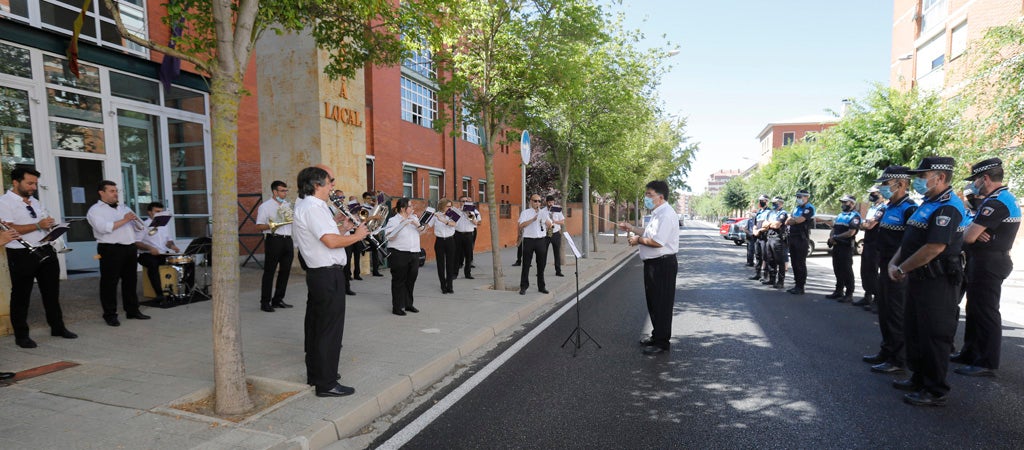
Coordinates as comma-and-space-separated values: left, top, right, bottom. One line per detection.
266, 234, 292, 239
98, 243, 135, 248
644, 254, 676, 262
391, 250, 418, 254
307, 264, 344, 271
456, 231, 475, 235
436, 235, 455, 240
524, 236, 546, 240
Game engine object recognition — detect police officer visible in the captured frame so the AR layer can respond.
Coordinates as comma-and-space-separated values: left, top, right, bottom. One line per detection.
786, 190, 815, 295
888, 156, 965, 407
748, 194, 771, 282
863, 166, 917, 374
745, 209, 756, 267
764, 196, 789, 289
826, 195, 861, 302
855, 187, 886, 310
952, 158, 1020, 377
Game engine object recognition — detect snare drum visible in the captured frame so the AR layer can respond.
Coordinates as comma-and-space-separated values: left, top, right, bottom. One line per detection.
167, 255, 194, 265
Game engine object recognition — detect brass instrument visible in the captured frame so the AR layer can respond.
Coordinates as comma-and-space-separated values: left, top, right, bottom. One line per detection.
0, 220, 50, 262
330, 192, 388, 257
268, 200, 293, 234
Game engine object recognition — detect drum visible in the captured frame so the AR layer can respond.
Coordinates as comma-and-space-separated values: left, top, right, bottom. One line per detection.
167, 255, 194, 265
165, 256, 196, 299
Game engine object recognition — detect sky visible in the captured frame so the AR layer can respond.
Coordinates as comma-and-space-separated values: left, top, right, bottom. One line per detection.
616, 0, 894, 194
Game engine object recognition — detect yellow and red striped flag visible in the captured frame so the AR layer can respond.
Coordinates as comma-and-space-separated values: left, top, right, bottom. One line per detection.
66, 0, 93, 78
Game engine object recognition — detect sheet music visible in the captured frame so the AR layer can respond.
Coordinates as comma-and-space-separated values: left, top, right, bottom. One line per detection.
563, 231, 581, 258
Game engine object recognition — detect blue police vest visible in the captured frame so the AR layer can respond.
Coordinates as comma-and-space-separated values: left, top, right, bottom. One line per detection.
833, 211, 861, 243
879, 198, 915, 231
766, 208, 788, 237
972, 186, 1021, 252
790, 203, 815, 239
907, 193, 966, 232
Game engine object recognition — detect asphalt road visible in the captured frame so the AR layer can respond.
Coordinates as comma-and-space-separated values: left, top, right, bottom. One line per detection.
375, 224, 1024, 449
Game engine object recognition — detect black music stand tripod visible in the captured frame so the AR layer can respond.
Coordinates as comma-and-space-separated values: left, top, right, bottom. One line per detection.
560, 233, 601, 356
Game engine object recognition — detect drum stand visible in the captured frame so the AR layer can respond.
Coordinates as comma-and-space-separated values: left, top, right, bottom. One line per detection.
180, 241, 212, 303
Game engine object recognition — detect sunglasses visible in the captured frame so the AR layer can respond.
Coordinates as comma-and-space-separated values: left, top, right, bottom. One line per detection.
26, 205, 37, 218
530, 199, 541, 203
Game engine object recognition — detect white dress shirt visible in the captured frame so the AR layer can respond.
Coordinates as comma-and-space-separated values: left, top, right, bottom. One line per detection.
87, 201, 139, 245
545, 207, 566, 233
385, 214, 421, 252
638, 202, 680, 260
136, 217, 174, 253
293, 196, 347, 268
454, 207, 477, 232
256, 198, 293, 236
431, 210, 457, 238
518, 208, 550, 239
0, 190, 47, 249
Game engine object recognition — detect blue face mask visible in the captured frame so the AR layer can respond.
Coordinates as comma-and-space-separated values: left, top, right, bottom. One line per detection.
878, 185, 893, 199
643, 197, 655, 210
912, 176, 930, 195
796, 197, 806, 206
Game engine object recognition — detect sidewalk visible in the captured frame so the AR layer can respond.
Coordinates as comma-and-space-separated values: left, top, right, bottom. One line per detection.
0, 235, 636, 450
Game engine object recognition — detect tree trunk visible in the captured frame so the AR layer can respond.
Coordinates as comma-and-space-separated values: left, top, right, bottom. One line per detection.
591, 202, 598, 251
209, 72, 253, 416
612, 191, 619, 244
482, 123, 504, 291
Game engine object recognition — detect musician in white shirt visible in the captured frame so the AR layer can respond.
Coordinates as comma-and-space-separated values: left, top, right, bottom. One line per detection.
544, 195, 566, 277
87, 180, 150, 326
135, 202, 179, 302
293, 165, 368, 397
385, 197, 430, 315
518, 194, 552, 295
255, 180, 295, 312
430, 199, 459, 294
454, 196, 481, 279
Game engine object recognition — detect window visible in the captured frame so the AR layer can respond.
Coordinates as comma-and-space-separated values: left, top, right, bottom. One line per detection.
402, 41, 435, 79
478, 180, 486, 203
916, 33, 946, 91
462, 108, 481, 144
0, 42, 32, 78
403, 170, 415, 197
462, 177, 471, 199
366, 158, 375, 191
400, 77, 436, 128
428, 172, 441, 205
0, 86, 36, 173
950, 22, 967, 60
8, 0, 149, 56
782, 132, 796, 146
920, 0, 947, 34
168, 118, 209, 239
499, 203, 511, 219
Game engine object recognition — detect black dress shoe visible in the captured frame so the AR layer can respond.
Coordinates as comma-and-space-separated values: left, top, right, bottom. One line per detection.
642, 345, 669, 355
346, 290, 357, 296
748, 274, 761, 280
0, 372, 15, 381
772, 281, 784, 289
105, 317, 121, 327
464, 275, 475, 279
405, 306, 419, 313
555, 273, 564, 277
639, 337, 655, 346
903, 390, 946, 407
954, 365, 995, 377
745, 263, 755, 267
949, 352, 972, 364
892, 378, 920, 392
825, 292, 843, 299
786, 287, 804, 295
272, 301, 293, 308
512, 262, 522, 267
261, 305, 275, 312
315, 384, 356, 397
51, 330, 78, 339
760, 278, 773, 285
862, 353, 886, 364
837, 295, 853, 303
372, 272, 384, 277
519, 289, 526, 295
126, 312, 151, 320
538, 288, 549, 294
851, 298, 870, 307
15, 338, 37, 349
871, 362, 905, 374
353, 276, 363, 280
392, 309, 406, 316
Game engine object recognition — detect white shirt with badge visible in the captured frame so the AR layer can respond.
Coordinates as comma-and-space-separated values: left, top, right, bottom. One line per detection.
638, 202, 680, 260
87, 201, 139, 245
0, 190, 48, 249
255, 197, 293, 236
385, 214, 422, 252
518, 207, 550, 239
293, 196, 347, 268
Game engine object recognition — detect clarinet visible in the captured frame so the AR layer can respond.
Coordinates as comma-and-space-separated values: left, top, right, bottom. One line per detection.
0, 220, 50, 262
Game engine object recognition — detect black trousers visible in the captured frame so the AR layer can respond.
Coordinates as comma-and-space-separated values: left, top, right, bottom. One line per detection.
351, 242, 381, 276
520, 237, 548, 291
876, 257, 908, 366
906, 272, 960, 396
746, 236, 756, 265
455, 231, 475, 276
548, 232, 563, 275
303, 266, 346, 391
98, 243, 141, 319
860, 241, 880, 297
7, 246, 65, 338
389, 250, 419, 310
261, 235, 294, 306
434, 236, 457, 291
831, 241, 855, 295
644, 255, 679, 349
788, 237, 808, 288
138, 253, 168, 298
752, 238, 764, 274
515, 240, 523, 263
961, 253, 1013, 369
767, 235, 786, 281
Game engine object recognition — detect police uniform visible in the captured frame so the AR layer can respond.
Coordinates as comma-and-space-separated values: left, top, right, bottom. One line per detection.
749, 195, 770, 281
857, 190, 886, 307
955, 158, 1020, 375
745, 212, 757, 266
787, 190, 815, 294
894, 156, 965, 405
764, 197, 789, 288
863, 166, 917, 372
828, 196, 861, 301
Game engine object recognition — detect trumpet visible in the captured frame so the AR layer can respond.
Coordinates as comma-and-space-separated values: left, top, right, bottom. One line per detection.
0, 220, 50, 262
267, 219, 292, 233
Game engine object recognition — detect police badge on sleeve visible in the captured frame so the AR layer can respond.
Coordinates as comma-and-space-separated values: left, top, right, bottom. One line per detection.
936, 215, 951, 227
981, 206, 995, 217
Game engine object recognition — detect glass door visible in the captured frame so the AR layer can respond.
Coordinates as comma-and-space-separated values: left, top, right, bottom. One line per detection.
57, 157, 104, 271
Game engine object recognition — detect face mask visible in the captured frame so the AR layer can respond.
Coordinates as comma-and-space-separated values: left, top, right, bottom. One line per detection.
868, 193, 880, 202
275, 196, 285, 203
758, 200, 767, 207
796, 197, 806, 206
772, 202, 781, 210
973, 179, 986, 197
643, 197, 655, 210
912, 176, 930, 195
841, 204, 853, 212
878, 186, 893, 199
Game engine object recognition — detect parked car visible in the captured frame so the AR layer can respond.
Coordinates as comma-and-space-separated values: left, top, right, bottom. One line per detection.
808, 214, 864, 255
719, 217, 747, 245
725, 218, 750, 245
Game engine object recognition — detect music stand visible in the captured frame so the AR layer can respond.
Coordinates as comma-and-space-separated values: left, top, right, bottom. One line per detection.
560, 232, 601, 356
182, 237, 212, 301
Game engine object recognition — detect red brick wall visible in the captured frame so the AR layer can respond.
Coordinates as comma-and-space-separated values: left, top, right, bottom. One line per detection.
770, 123, 835, 148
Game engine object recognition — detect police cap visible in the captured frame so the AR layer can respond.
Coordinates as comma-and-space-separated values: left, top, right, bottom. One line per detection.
794, 189, 810, 197
840, 194, 856, 203
874, 165, 912, 182
965, 157, 1002, 181
908, 156, 955, 173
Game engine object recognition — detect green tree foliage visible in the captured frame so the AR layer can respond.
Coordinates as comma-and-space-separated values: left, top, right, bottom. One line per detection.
720, 176, 748, 212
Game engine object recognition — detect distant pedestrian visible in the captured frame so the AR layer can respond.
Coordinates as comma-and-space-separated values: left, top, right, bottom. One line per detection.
617, 180, 680, 356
